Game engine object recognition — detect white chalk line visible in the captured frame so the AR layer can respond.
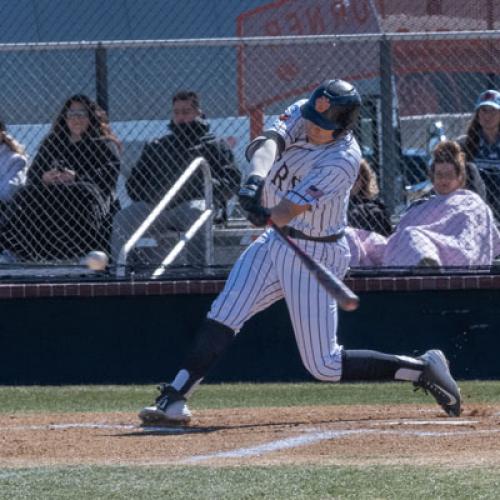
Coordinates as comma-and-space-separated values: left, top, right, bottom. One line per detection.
0, 417, 484, 433
0, 418, 480, 433
0, 423, 202, 434
0, 423, 137, 431
184, 429, 376, 463
371, 419, 479, 426
182, 427, 500, 464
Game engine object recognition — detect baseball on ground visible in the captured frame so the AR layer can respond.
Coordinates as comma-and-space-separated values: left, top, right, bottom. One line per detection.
84, 250, 109, 271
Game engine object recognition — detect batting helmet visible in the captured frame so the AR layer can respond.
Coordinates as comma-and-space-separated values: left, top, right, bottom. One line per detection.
301, 79, 361, 131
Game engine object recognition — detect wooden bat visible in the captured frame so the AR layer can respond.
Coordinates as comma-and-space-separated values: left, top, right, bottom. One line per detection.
272, 224, 359, 311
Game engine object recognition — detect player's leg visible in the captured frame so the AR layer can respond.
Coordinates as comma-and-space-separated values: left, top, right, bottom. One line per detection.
341, 349, 461, 417
139, 230, 285, 424
279, 237, 349, 381
279, 238, 461, 417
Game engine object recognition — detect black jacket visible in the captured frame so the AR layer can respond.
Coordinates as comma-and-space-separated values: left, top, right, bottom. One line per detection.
126, 119, 240, 218
28, 134, 120, 205
348, 196, 392, 236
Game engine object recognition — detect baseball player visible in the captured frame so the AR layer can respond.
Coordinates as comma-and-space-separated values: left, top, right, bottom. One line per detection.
139, 79, 461, 425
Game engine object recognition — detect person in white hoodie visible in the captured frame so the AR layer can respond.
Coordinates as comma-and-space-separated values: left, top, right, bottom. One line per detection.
0, 120, 27, 210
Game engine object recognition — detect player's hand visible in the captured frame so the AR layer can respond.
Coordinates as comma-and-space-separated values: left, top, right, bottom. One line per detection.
245, 205, 271, 227
238, 175, 264, 212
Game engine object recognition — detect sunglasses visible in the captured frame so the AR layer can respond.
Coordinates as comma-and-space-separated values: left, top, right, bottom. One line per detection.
66, 109, 89, 118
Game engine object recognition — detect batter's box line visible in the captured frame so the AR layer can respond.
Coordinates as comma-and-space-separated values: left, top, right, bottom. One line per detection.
180, 427, 500, 464
0, 417, 483, 433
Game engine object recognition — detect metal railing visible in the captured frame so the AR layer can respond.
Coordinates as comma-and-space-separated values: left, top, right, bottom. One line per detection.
115, 156, 214, 278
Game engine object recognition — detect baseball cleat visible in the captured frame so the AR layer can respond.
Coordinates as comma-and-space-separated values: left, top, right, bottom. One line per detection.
414, 349, 461, 417
138, 383, 192, 425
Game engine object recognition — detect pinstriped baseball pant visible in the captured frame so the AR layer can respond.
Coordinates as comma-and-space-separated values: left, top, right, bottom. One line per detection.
207, 228, 351, 381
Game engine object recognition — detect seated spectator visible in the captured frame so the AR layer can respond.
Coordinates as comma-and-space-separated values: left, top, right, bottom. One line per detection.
457, 89, 500, 220
0, 95, 120, 261
347, 141, 500, 268
111, 90, 240, 268
348, 158, 392, 236
0, 120, 28, 222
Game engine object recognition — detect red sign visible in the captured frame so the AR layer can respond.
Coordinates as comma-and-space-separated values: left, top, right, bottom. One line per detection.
237, 0, 381, 113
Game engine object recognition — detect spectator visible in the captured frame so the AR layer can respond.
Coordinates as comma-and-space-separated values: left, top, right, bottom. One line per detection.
348, 159, 392, 236
0, 120, 28, 221
0, 95, 120, 261
348, 141, 500, 268
457, 89, 500, 219
111, 90, 240, 268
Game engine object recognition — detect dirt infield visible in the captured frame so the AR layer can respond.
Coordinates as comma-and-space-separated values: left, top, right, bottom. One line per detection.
1, 404, 499, 468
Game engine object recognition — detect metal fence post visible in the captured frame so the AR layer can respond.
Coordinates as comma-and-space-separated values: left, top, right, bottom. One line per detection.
95, 43, 109, 113
379, 35, 401, 214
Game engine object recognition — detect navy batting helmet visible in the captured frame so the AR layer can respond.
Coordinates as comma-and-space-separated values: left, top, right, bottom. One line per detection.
301, 79, 361, 131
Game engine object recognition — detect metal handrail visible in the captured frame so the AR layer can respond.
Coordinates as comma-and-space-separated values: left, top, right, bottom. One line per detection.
115, 156, 214, 278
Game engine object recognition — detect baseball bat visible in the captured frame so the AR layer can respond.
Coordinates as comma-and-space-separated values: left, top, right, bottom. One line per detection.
272, 224, 359, 312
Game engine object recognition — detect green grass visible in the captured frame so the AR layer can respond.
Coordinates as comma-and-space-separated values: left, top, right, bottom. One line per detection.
1, 465, 499, 499
0, 380, 498, 413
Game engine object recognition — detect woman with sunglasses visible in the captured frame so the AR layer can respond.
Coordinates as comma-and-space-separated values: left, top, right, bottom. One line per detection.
1, 95, 120, 261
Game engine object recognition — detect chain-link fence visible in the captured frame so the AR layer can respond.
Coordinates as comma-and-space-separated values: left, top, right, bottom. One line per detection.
1, 0, 500, 278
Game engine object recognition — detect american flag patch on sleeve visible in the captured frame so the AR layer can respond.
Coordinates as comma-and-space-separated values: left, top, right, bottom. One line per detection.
306, 185, 324, 199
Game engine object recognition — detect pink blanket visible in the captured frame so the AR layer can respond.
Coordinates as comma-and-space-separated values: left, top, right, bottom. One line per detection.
346, 190, 500, 267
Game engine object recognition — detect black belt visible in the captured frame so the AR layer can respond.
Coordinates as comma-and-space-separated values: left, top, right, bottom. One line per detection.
280, 226, 344, 242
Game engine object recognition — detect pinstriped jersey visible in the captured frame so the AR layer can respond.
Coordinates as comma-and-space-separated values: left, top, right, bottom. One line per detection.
261, 99, 362, 237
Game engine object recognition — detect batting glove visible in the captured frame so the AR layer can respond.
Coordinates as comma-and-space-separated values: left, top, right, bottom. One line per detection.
238, 175, 265, 212
246, 205, 271, 227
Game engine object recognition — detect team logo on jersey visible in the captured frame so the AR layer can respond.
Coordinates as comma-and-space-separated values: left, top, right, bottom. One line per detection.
315, 96, 331, 113
306, 185, 324, 199
279, 113, 290, 121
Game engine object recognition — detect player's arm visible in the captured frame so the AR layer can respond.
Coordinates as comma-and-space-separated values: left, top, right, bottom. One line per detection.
238, 101, 302, 211
238, 135, 281, 212
242, 197, 309, 228
270, 198, 310, 227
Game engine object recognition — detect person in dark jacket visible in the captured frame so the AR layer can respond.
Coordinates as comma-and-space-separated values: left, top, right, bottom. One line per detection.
456, 89, 500, 221
111, 90, 240, 268
348, 159, 392, 236
1, 94, 120, 261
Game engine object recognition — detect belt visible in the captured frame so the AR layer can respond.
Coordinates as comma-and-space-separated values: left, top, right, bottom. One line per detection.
280, 226, 344, 242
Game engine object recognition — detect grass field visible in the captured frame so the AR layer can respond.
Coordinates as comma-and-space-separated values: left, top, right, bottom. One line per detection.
1, 381, 499, 499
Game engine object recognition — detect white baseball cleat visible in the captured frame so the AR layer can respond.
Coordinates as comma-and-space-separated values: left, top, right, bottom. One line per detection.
138, 384, 192, 425
415, 349, 461, 417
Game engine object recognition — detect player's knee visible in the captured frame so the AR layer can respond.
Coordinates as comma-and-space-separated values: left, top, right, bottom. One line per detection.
303, 363, 341, 383
311, 372, 341, 383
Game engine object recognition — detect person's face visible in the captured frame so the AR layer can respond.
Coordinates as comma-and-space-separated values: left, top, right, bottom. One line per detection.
477, 106, 500, 133
304, 120, 334, 145
65, 102, 90, 139
172, 99, 200, 125
432, 162, 463, 195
